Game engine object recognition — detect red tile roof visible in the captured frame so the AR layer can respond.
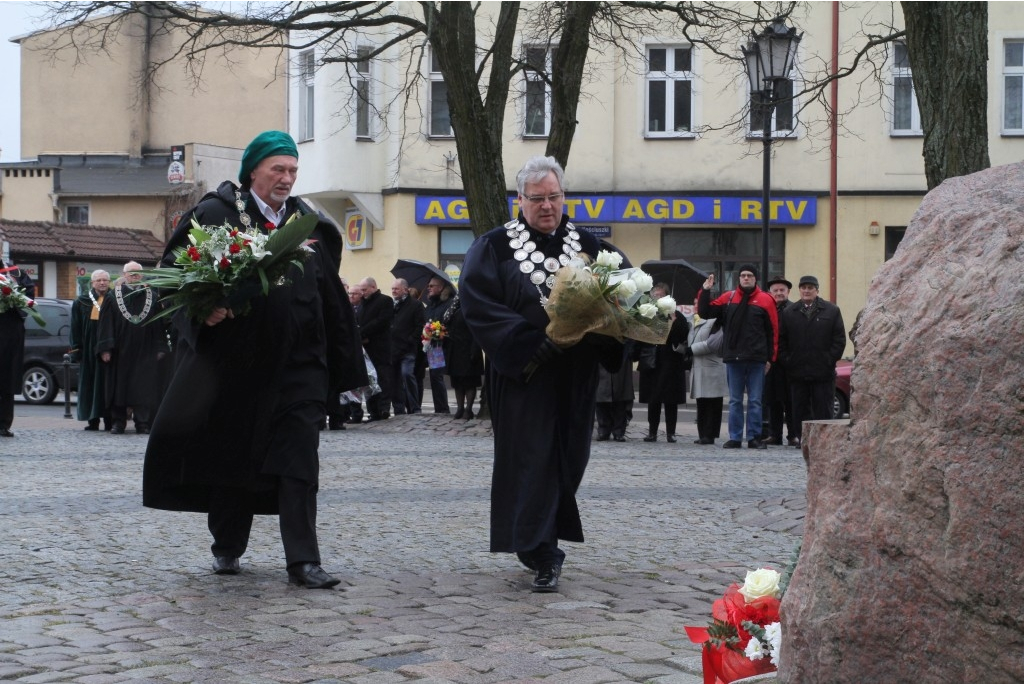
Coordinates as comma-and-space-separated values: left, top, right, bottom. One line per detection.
0, 219, 165, 264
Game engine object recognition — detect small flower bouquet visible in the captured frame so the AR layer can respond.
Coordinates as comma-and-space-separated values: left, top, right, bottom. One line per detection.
684, 568, 783, 684
144, 212, 319, 323
421, 320, 447, 350
543, 249, 674, 347
0, 273, 45, 326
422, 320, 448, 369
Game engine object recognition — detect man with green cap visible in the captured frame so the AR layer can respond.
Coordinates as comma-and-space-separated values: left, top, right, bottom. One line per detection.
143, 131, 366, 589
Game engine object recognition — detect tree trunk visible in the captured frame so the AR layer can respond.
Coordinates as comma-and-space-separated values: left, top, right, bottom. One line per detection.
545, 2, 599, 171
902, 1, 990, 189
426, 2, 520, 236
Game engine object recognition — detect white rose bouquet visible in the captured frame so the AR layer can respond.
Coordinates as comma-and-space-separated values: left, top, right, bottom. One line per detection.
543, 250, 673, 347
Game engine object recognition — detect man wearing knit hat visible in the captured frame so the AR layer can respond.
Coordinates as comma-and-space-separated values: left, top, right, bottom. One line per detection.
778, 275, 847, 447
143, 131, 367, 589
697, 264, 779, 449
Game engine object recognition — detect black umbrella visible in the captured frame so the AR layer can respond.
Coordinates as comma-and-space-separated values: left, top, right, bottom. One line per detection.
390, 259, 453, 296
640, 258, 708, 301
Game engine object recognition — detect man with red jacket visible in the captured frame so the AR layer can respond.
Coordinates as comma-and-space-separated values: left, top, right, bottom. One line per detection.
697, 264, 778, 449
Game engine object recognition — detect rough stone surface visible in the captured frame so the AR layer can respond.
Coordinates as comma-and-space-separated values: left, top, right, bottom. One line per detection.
781, 162, 1024, 682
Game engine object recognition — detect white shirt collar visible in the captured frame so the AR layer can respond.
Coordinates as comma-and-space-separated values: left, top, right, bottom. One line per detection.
250, 190, 288, 227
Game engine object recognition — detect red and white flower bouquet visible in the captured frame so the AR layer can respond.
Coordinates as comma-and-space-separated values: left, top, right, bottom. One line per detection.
684, 567, 783, 684
0, 273, 45, 326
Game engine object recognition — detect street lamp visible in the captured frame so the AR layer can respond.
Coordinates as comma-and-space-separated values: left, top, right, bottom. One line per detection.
742, 18, 801, 283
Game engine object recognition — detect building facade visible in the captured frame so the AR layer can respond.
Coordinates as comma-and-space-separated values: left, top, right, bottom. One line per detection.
286, 2, 1024, 357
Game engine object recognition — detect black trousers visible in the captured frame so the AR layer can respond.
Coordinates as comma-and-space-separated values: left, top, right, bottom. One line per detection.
789, 377, 835, 438
595, 400, 630, 438
208, 478, 320, 568
695, 397, 723, 440
0, 391, 13, 430
428, 367, 449, 413
647, 402, 679, 435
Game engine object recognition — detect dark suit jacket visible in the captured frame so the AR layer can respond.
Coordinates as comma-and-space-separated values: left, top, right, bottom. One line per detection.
359, 289, 393, 368
391, 296, 425, 359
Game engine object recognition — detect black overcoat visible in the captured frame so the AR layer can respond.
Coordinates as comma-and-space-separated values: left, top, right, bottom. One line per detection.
460, 215, 623, 552
142, 181, 365, 514
97, 283, 168, 411
637, 315, 689, 404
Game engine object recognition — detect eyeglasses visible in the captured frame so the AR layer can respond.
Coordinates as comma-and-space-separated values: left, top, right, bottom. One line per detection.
522, 193, 564, 205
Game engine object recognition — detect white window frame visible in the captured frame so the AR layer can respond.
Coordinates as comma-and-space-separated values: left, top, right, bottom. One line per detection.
428, 50, 453, 138
297, 49, 315, 142
645, 45, 696, 138
65, 204, 89, 225
1002, 39, 1024, 135
355, 45, 373, 140
891, 41, 922, 136
523, 45, 557, 138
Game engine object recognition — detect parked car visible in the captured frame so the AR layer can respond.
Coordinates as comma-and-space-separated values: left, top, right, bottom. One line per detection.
833, 358, 852, 419
21, 298, 79, 404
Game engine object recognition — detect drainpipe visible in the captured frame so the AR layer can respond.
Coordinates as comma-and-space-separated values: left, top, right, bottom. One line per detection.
829, 1, 839, 302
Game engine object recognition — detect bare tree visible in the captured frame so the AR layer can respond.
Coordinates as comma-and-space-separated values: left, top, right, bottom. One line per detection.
34, 0, 993, 234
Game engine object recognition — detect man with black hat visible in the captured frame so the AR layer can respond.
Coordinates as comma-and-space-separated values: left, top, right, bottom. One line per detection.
763, 276, 797, 446
779, 275, 847, 447
697, 264, 778, 449
143, 131, 366, 589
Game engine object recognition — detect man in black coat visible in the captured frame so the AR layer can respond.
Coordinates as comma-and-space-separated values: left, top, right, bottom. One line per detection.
0, 259, 36, 437
142, 130, 366, 589
763, 276, 797, 446
356, 276, 393, 421
389, 278, 425, 414
460, 155, 623, 594
779, 275, 847, 446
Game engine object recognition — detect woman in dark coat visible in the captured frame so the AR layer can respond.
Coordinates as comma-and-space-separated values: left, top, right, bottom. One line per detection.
442, 293, 483, 419
637, 284, 689, 442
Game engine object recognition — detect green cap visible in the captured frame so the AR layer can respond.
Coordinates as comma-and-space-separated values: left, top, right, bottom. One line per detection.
238, 131, 298, 186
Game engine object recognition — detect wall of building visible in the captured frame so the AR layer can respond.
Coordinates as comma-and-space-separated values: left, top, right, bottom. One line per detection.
0, 168, 58, 220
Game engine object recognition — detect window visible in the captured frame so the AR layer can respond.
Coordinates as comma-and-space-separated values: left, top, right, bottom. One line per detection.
749, 78, 794, 135
298, 50, 315, 141
892, 42, 921, 135
661, 228, 785, 293
1004, 40, 1024, 133
439, 229, 475, 288
524, 46, 557, 137
885, 226, 906, 261
646, 46, 694, 136
65, 205, 89, 224
429, 51, 453, 137
355, 46, 372, 139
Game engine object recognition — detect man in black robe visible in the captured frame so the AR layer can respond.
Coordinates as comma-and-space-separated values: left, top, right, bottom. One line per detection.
70, 270, 112, 431
142, 130, 366, 589
0, 260, 36, 438
460, 156, 623, 593
97, 261, 170, 434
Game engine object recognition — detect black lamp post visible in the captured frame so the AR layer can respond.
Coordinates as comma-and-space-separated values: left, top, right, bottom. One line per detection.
742, 18, 801, 283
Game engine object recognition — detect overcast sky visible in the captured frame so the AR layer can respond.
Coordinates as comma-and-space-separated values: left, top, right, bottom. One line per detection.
0, 2, 57, 162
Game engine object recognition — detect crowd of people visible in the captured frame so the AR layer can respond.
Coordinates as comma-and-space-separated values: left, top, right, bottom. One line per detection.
3, 135, 848, 596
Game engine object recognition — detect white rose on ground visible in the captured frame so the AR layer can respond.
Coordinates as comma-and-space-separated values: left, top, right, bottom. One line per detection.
595, 250, 623, 269
631, 271, 654, 293
616, 279, 638, 299
656, 295, 677, 316
739, 568, 782, 601
637, 302, 658, 319
744, 638, 766, 661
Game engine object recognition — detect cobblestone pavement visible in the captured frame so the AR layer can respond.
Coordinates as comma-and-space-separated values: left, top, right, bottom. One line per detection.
1, 409, 806, 684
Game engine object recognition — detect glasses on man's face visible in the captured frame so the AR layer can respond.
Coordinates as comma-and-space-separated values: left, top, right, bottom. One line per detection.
523, 192, 564, 205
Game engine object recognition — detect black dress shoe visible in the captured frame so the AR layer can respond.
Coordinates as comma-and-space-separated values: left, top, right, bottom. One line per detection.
464, 410, 474, 420
613, 435, 626, 442
84, 422, 100, 431
531, 564, 561, 593
454, 408, 465, 419
0, 428, 13, 437
287, 563, 341, 589
748, 439, 767, 449
723, 439, 742, 448
595, 433, 610, 441
666, 434, 677, 443
111, 424, 126, 435
212, 556, 240, 575
643, 434, 656, 442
